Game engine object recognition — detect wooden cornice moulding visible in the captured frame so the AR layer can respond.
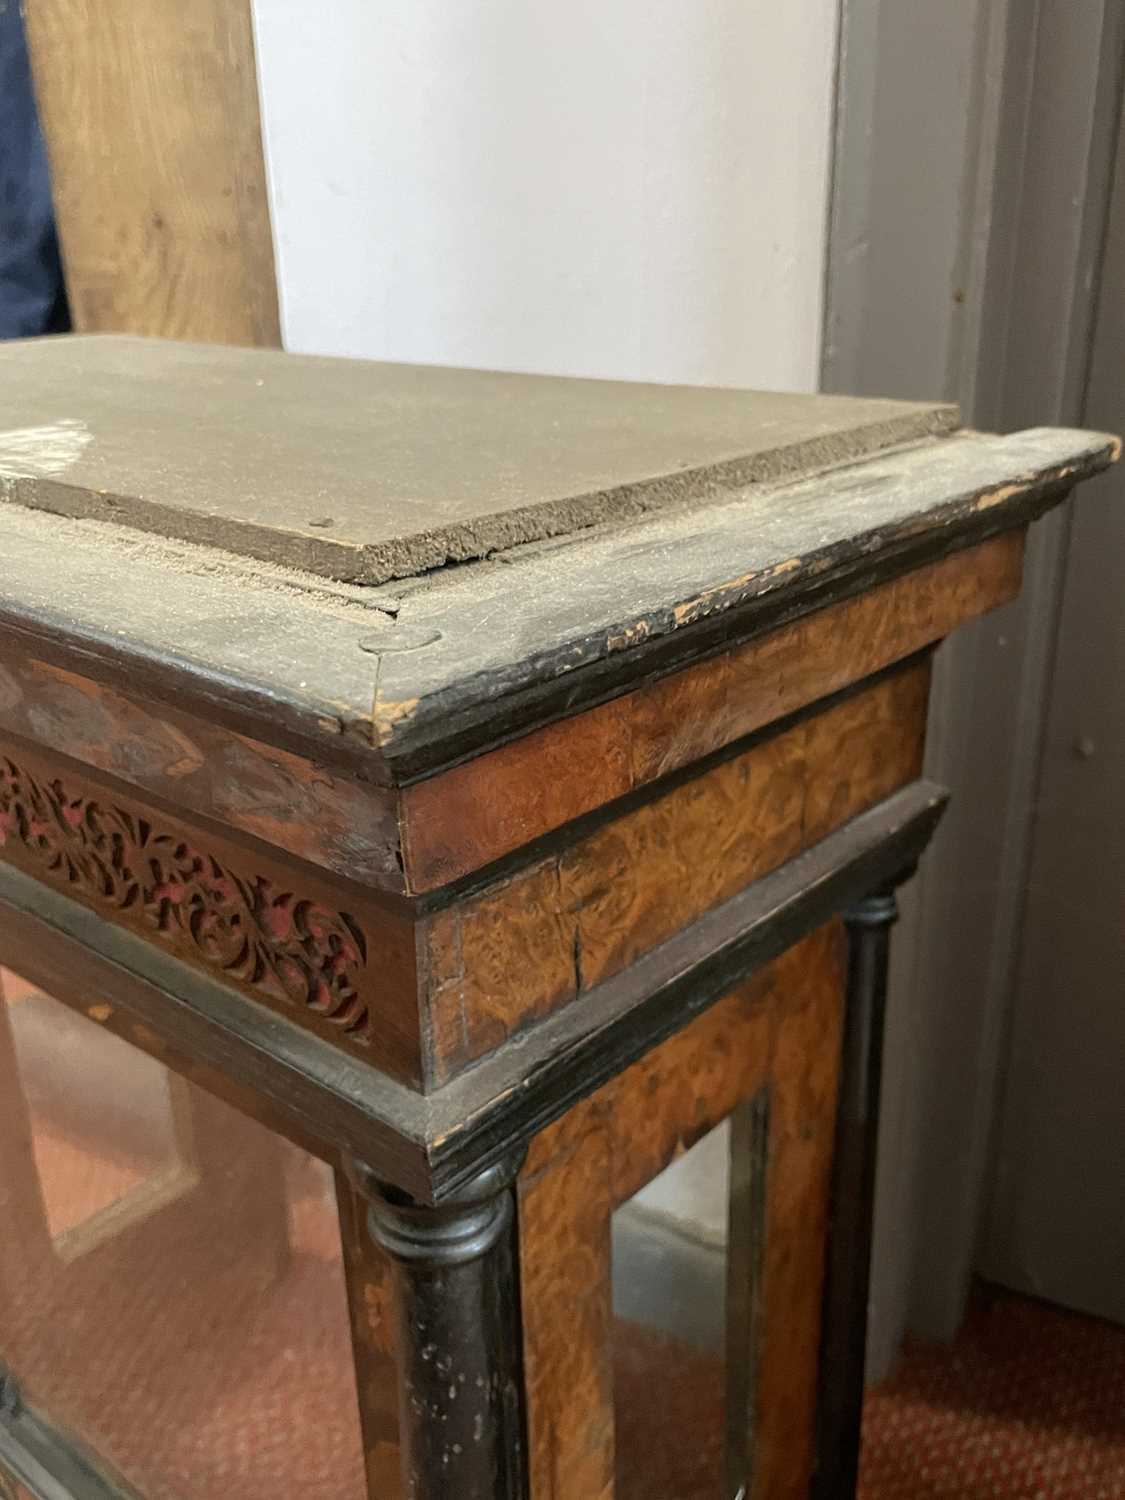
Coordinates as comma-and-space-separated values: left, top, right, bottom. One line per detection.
0, 340, 1115, 786
0, 533, 1013, 901
0, 337, 1113, 905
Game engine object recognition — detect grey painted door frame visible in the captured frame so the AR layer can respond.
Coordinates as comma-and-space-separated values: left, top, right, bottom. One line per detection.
981, 94, 1125, 1323
823, 0, 1125, 1373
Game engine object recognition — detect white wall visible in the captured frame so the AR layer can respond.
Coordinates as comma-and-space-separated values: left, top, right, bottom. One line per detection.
251, 0, 838, 393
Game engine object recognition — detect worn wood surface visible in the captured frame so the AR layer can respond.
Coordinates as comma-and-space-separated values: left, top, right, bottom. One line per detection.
518, 927, 843, 1500
24, 2, 279, 344
401, 533, 1018, 889
421, 664, 928, 1083
369, 427, 1116, 777
0, 331, 1114, 785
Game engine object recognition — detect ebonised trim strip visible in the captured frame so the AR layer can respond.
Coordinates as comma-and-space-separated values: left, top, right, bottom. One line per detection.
0, 1371, 139, 1500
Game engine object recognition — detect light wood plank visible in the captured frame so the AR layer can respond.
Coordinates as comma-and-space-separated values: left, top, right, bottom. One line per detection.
25, 0, 279, 345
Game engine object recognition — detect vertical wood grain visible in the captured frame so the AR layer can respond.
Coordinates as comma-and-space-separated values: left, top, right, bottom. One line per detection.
518, 928, 845, 1500
519, 1098, 616, 1500
24, 0, 280, 345
335, 1173, 403, 1500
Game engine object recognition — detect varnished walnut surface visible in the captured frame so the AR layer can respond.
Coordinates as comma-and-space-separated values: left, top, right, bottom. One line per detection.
519, 928, 844, 1500
420, 663, 928, 1084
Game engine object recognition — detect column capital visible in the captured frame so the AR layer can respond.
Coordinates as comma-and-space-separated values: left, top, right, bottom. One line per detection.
842, 888, 900, 928
344, 1150, 526, 1267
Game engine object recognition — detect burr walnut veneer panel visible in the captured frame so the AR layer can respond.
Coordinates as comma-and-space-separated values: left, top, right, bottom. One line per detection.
421, 663, 928, 1084
519, 927, 844, 1500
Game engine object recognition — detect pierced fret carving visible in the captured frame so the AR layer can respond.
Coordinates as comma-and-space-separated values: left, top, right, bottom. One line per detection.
0, 757, 369, 1037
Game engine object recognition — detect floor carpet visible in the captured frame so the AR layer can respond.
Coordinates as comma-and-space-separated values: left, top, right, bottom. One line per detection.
614, 1290, 1125, 1499
860, 1289, 1125, 1500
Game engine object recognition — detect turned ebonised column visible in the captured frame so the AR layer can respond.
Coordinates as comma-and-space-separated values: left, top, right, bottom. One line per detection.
351, 1154, 528, 1500
811, 887, 901, 1499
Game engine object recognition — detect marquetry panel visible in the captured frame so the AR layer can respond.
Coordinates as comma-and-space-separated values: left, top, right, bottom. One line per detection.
0, 740, 422, 1085
518, 926, 844, 1500
421, 663, 928, 1083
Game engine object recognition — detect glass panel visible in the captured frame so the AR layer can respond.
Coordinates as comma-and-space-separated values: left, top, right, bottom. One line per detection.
3, 969, 182, 1251
612, 1102, 767, 1500
0, 967, 369, 1500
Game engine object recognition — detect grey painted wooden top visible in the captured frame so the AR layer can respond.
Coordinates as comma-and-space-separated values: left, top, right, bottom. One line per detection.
0, 335, 957, 583
0, 336, 1117, 780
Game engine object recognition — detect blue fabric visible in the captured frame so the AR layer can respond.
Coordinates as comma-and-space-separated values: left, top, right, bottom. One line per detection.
0, 0, 67, 338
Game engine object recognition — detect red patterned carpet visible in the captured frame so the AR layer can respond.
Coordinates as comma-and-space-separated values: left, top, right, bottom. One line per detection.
860, 1290, 1125, 1500
615, 1291, 1125, 1499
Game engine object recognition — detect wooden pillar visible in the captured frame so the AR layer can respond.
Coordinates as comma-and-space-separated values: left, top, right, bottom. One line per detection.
812, 887, 900, 1498
349, 1155, 529, 1500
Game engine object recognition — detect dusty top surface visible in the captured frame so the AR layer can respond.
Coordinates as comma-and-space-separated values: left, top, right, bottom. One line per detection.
0, 334, 958, 584
0, 394, 1116, 784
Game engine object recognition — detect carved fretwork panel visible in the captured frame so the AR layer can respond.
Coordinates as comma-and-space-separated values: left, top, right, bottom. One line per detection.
0, 741, 421, 1083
